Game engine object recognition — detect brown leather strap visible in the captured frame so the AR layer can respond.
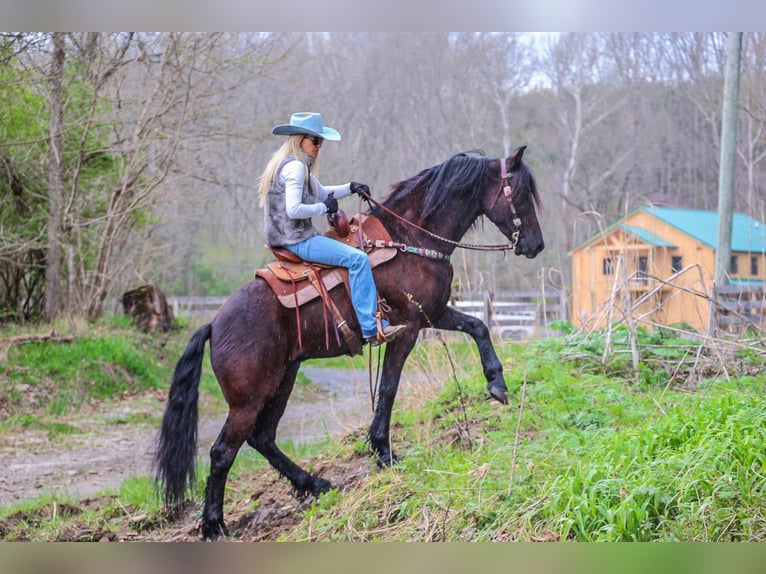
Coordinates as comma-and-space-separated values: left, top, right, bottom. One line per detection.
305, 265, 336, 349
278, 263, 303, 349
306, 267, 362, 356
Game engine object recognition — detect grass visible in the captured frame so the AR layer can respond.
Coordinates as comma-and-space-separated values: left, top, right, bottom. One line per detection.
2, 320, 766, 541
0, 318, 222, 422
0, 318, 228, 540
282, 328, 766, 542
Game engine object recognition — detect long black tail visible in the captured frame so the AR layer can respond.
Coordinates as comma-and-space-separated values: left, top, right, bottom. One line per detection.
154, 323, 212, 509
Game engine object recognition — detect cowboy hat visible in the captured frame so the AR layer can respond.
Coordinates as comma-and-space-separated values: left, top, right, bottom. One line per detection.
271, 112, 341, 140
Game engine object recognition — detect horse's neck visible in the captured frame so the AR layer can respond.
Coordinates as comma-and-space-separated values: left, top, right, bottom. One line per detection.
380, 195, 481, 248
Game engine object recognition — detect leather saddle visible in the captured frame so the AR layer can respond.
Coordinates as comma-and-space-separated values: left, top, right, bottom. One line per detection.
254, 213, 398, 355
255, 213, 397, 309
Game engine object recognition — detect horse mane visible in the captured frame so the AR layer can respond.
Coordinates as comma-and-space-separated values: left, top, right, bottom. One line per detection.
383, 150, 540, 219
384, 152, 492, 219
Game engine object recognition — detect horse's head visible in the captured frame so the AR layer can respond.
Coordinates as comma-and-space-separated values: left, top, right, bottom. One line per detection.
375, 149, 543, 259
483, 146, 544, 258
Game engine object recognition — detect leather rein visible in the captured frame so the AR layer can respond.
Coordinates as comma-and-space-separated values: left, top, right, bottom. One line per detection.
359, 157, 523, 255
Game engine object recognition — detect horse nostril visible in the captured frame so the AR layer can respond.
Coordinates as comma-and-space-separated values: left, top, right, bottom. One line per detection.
523, 240, 544, 258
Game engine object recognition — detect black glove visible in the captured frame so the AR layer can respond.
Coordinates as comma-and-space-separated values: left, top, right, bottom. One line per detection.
322, 196, 338, 214
350, 182, 370, 197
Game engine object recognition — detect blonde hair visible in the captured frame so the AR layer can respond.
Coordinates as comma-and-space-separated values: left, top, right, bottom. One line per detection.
258, 134, 320, 206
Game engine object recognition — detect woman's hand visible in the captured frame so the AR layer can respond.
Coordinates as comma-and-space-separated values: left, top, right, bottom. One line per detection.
350, 182, 370, 197
323, 195, 338, 214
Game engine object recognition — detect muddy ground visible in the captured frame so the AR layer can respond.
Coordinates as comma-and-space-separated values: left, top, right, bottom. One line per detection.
0, 366, 437, 541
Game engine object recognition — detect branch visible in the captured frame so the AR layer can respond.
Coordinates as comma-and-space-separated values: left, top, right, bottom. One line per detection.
0, 331, 75, 346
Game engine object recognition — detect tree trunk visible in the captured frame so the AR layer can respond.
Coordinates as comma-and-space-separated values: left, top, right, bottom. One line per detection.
715, 32, 742, 287
121, 285, 174, 333
43, 33, 66, 323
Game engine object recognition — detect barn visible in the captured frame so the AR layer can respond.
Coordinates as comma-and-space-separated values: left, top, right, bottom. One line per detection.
569, 205, 766, 332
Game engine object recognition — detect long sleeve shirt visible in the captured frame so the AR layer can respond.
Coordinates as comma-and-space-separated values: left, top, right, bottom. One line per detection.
264, 154, 353, 247
280, 158, 352, 219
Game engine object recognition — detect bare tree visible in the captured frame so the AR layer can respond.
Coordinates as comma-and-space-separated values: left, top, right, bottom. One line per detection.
53, 33, 289, 317
7, 32, 766, 319
715, 32, 743, 287
661, 33, 728, 209
43, 32, 65, 323
738, 33, 766, 212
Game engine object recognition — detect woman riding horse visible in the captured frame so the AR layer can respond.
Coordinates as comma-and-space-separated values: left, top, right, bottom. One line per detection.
259, 112, 406, 346
156, 143, 544, 540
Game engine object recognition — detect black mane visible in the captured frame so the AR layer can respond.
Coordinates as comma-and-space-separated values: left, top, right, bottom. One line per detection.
383, 151, 539, 219
384, 153, 492, 218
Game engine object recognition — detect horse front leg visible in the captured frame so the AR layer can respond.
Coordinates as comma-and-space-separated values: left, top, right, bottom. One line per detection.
431, 306, 508, 404
368, 332, 418, 467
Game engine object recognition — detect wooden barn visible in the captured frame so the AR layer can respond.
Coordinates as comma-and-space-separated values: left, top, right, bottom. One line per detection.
569, 205, 766, 332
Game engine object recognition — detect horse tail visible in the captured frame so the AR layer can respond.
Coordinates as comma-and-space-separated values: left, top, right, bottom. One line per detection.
155, 323, 212, 509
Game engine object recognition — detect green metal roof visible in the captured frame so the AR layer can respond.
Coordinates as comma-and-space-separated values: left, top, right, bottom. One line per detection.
618, 224, 676, 247
640, 206, 766, 253
570, 206, 766, 255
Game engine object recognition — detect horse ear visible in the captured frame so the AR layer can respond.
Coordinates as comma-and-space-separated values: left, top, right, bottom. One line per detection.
507, 145, 527, 171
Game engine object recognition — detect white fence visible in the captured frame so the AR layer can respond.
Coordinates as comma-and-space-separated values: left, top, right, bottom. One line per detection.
168, 296, 228, 320
441, 289, 567, 340
167, 288, 568, 339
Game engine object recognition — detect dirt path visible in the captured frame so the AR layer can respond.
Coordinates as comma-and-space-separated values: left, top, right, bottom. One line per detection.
0, 366, 431, 507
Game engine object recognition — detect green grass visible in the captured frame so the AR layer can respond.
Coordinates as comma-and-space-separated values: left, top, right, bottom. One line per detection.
0, 321, 221, 419
2, 321, 766, 541
3, 334, 161, 413
0, 414, 83, 438
283, 328, 766, 542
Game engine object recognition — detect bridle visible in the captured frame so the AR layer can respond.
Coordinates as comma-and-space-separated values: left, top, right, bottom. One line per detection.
359, 156, 524, 255
489, 156, 523, 249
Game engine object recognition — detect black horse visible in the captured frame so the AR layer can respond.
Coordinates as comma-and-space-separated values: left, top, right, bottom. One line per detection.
155, 146, 544, 540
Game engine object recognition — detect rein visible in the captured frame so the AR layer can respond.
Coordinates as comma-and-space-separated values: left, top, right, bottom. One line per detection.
360, 157, 523, 254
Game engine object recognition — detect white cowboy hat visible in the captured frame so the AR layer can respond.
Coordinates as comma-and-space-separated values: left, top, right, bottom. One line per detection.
271, 112, 341, 140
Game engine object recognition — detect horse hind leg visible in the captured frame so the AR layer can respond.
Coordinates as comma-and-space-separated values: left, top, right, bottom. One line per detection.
247, 362, 332, 497
201, 406, 262, 540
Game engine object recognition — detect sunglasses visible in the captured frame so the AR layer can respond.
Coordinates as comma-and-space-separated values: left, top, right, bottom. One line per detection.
303, 135, 324, 146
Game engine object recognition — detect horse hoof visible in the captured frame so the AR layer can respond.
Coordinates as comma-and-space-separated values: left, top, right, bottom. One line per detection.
375, 451, 401, 468
312, 476, 332, 496
201, 521, 229, 541
293, 476, 332, 499
488, 384, 508, 405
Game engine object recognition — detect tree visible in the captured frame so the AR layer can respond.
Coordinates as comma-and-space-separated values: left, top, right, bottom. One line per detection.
737, 33, 766, 212
1, 33, 291, 321
43, 32, 65, 323
5, 33, 766, 320
542, 33, 633, 246
0, 35, 51, 322
715, 32, 743, 287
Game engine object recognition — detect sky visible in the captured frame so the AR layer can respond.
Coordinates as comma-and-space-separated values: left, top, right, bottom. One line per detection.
0, 0, 761, 32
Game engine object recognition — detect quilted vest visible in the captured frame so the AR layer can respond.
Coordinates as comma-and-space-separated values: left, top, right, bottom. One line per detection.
264, 155, 319, 247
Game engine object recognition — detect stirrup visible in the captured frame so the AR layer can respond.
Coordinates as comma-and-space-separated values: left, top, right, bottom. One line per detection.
366, 323, 407, 346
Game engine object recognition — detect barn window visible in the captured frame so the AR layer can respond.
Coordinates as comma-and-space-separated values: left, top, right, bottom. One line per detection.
730, 255, 739, 274
671, 256, 683, 273
602, 258, 613, 275
752, 256, 759, 276
638, 256, 648, 284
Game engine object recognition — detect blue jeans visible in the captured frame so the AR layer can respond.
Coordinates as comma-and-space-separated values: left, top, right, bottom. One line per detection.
286, 235, 387, 338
